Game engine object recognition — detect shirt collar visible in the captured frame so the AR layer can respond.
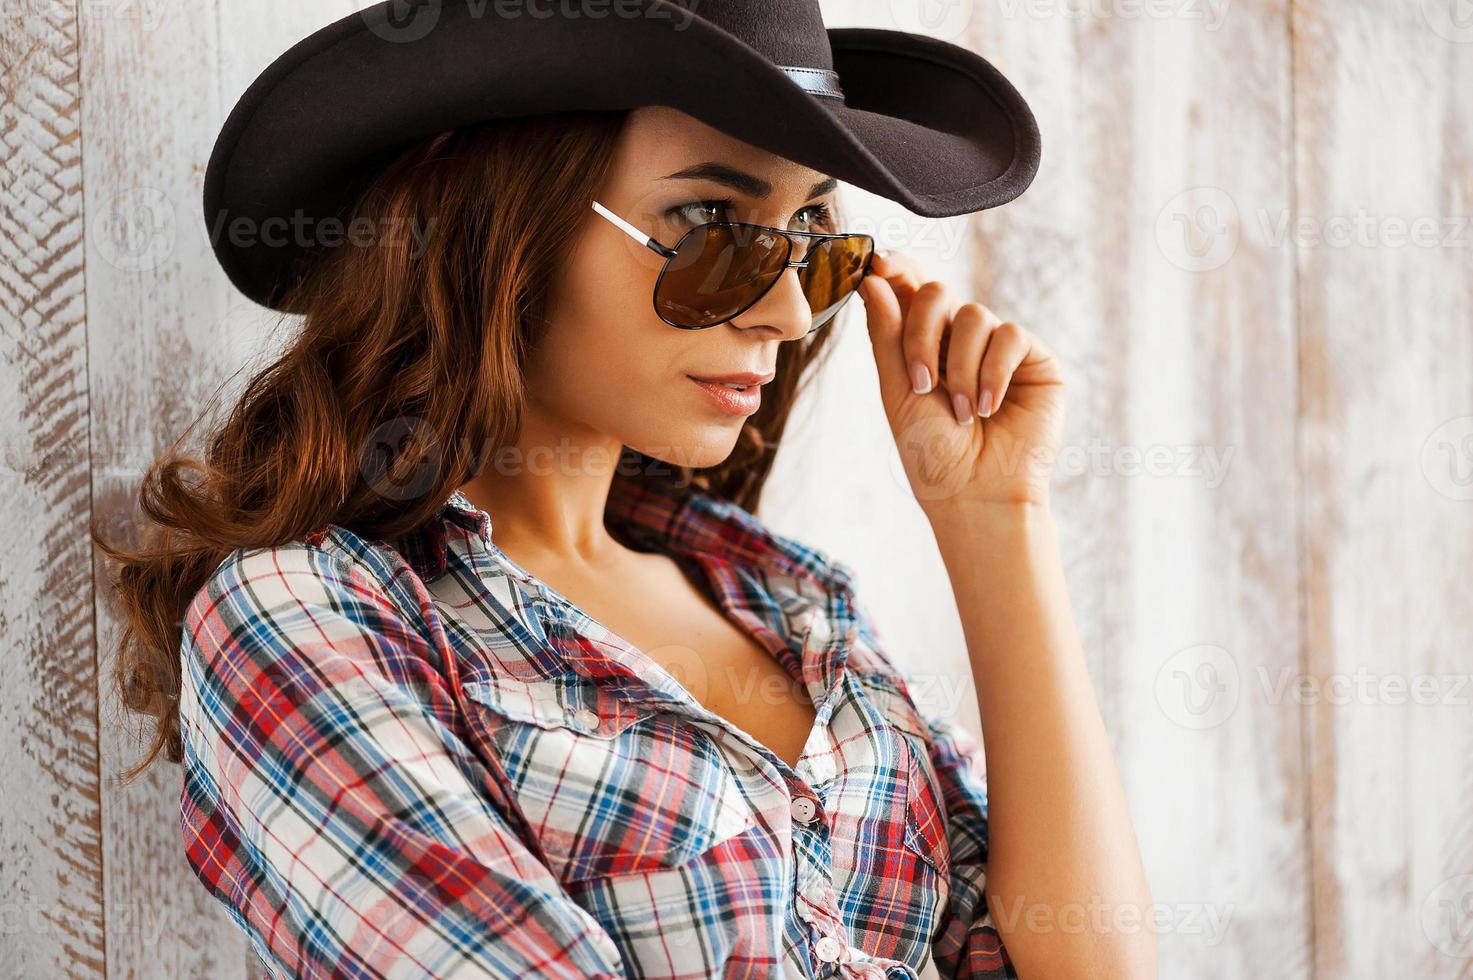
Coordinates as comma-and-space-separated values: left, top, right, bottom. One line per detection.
390, 477, 856, 602
392, 478, 863, 729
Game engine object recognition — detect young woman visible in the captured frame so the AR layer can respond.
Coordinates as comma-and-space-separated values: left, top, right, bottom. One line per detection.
99, 2, 1154, 978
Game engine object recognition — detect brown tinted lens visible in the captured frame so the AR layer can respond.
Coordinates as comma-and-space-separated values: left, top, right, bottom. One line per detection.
655, 224, 790, 328
800, 235, 872, 331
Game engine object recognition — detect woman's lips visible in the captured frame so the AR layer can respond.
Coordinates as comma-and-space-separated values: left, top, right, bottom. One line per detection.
688, 376, 762, 417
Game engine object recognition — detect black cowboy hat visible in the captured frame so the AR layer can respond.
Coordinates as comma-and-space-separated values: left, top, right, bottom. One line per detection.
204, 0, 1041, 311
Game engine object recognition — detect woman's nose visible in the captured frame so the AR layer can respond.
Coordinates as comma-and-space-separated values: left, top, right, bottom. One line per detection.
729, 266, 812, 340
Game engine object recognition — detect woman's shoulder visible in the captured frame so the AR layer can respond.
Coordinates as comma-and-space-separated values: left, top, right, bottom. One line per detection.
184, 523, 438, 667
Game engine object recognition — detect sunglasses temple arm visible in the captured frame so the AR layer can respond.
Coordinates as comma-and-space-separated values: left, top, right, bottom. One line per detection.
592, 201, 677, 258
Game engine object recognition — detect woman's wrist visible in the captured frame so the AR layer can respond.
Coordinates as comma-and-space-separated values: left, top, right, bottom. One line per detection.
922, 495, 1058, 554
923, 497, 1065, 607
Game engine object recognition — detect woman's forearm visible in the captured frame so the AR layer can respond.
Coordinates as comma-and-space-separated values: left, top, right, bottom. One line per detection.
927, 500, 1157, 979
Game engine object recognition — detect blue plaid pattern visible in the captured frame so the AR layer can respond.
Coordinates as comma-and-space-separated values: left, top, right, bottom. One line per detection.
178, 474, 1013, 978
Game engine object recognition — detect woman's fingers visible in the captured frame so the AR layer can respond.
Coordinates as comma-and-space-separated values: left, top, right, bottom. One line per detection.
869, 250, 924, 311
941, 303, 997, 423
901, 280, 954, 396
977, 320, 1032, 417
862, 249, 1039, 425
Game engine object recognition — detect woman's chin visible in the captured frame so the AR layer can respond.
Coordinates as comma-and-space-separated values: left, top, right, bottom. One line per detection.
629, 428, 741, 471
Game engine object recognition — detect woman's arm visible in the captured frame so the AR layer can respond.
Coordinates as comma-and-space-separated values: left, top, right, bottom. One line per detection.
927, 501, 1156, 979
856, 250, 1155, 978
179, 541, 627, 978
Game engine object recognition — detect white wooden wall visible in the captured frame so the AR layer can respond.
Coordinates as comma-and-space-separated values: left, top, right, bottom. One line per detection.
2, 1, 1469, 977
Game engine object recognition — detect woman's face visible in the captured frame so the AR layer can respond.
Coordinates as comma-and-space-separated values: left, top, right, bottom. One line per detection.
531, 106, 843, 471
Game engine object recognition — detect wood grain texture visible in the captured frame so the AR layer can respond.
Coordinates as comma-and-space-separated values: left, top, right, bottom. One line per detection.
4, 0, 1466, 976
1291, 1, 1473, 976
77, 1, 331, 977
0, 2, 104, 976
960, 3, 1310, 977
78, 0, 244, 973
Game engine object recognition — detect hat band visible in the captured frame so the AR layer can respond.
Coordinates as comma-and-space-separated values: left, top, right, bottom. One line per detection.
777, 66, 845, 102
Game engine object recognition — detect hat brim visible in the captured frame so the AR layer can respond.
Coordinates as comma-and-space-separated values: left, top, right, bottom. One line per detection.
204, 2, 1040, 310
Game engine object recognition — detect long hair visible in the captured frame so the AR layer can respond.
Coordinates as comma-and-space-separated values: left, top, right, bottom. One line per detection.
94, 109, 844, 784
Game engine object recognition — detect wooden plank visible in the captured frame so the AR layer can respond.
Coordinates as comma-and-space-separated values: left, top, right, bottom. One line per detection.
796, 3, 1309, 973
1291, 1, 1473, 976
38, 0, 1466, 974
958, 5, 1310, 977
79, 0, 244, 971
0, 1, 104, 976
79, 2, 339, 976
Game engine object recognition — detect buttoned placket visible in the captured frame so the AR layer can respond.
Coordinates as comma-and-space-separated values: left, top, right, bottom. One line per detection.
540, 593, 866, 974
468, 518, 878, 977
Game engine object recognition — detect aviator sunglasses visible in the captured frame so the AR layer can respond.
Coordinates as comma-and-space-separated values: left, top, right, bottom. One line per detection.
592, 200, 876, 333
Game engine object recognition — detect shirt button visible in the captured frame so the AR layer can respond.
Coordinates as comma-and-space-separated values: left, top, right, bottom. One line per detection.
802, 880, 828, 905
790, 795, 818, 824
573, 708, 599, 729
814, 934, 842, 962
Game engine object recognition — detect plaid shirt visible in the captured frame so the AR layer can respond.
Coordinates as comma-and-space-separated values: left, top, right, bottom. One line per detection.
179, 474, 1013, 979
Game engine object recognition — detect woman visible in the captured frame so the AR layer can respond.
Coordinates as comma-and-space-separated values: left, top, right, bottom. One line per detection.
98, 2, 1154, 978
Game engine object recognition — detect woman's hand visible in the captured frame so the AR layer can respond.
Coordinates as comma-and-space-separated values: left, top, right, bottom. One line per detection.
860, 252, 1156, 978
858, 249, 1066, 512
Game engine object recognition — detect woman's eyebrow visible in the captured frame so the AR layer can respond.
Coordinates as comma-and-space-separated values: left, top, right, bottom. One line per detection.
660, 162, 837, 200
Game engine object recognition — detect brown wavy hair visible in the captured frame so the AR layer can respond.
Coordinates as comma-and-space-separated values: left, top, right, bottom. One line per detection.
95, 109, 844, 784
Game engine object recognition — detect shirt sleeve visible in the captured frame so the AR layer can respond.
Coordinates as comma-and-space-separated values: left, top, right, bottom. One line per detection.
920, 707, 1017, 980
178, 541, 628, 979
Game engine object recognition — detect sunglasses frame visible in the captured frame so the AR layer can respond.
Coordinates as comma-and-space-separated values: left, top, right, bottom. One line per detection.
591, 200, 875, 333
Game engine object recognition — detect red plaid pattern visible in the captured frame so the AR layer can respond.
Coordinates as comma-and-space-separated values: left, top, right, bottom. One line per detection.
178, 475, 1013, 978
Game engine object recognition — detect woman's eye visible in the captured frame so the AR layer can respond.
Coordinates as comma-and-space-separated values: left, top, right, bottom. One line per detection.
665, 198, 837, 230
795, 201, 836, 231
668, 199, 732, 226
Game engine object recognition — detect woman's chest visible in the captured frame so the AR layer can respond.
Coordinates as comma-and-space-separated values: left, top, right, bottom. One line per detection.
427, 560, 954, 974
559, 551, 822, 770
451, 645, 953, 973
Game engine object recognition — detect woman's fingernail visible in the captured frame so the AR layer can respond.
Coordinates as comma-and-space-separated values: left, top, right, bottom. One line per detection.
977, 388, 994, 417
952, 392, 973, 425
911, 362, 932, 394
